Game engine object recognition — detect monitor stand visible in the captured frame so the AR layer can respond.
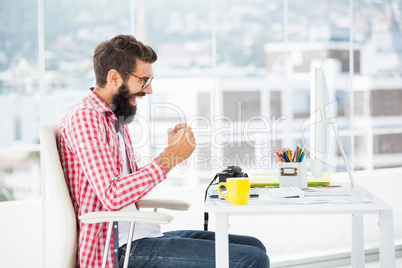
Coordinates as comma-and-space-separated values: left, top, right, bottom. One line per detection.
331, 123, 356, 188
302, 123, 355, 196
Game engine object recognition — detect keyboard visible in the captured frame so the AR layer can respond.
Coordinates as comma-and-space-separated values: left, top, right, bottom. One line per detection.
263, 186, 304, 199
301, 186, 352, 196
209, 188, 259, 199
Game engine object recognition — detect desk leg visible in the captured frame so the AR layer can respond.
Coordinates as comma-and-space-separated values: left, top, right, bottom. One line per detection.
351, 214, 364, 268
379, 210, 396, 268
215, 212, 229, 268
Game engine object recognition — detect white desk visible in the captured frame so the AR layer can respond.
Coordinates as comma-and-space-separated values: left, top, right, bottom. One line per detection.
205, 184, 395, 268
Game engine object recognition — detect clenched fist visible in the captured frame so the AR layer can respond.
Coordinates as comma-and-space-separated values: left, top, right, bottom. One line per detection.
157, 123, 196, 173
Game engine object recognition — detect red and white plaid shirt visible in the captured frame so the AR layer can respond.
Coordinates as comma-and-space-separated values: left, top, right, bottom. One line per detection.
58, 89, 166, 268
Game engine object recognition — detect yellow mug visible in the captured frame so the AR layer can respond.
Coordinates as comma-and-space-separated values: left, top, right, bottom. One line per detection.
218, 178, 250, 205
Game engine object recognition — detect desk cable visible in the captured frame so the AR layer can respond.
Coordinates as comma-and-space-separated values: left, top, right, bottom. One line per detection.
203, 173, 219, 231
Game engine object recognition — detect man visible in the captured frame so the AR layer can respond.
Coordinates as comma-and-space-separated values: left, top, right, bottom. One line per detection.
58, 34, 269, 268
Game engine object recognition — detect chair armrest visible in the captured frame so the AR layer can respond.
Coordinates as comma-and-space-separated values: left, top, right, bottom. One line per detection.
79, 211, 173, 225
137, 199, 191, 211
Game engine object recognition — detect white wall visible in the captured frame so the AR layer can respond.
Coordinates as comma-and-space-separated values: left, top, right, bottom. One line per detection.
0, 199, 43, 268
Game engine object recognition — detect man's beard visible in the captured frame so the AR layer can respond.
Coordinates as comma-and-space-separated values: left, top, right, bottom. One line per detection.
110, 83, 144, 125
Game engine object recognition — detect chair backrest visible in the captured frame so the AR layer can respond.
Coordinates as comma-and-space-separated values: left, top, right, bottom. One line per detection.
39, 125, 77, 268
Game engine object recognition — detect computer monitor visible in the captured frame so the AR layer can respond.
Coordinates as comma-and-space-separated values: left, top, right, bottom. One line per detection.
310, 68, 330, 178
309, 67, 355, 188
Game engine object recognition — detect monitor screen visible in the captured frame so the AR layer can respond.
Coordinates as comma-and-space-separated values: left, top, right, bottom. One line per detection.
310, 68, 330, 178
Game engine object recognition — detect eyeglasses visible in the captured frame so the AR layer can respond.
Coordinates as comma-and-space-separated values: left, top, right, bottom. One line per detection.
126, 72, 155, 89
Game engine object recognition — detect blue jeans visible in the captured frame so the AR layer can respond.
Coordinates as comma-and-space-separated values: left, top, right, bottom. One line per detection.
118, 230, 269, 268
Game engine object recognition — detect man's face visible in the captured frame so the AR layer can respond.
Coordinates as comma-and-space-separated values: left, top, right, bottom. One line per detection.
111, 60, 153, 125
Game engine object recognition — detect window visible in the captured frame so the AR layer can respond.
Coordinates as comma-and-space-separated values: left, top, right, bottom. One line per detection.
2, 1, 401, 267
223, 91, 261, 121
1, 0, 401, 199
0, 0, 40, 201
371, 89, 402, 117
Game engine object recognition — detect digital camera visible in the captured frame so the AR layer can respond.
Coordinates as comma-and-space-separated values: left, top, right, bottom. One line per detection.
217, 166, 248, 183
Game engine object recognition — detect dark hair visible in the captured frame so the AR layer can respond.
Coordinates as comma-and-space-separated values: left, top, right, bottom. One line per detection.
93, 34, 157, 87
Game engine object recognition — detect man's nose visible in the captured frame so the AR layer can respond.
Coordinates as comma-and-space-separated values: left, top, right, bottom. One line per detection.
143, 85, 153, 95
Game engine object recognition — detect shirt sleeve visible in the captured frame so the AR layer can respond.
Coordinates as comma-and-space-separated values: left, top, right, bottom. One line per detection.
63, 107, 167, 211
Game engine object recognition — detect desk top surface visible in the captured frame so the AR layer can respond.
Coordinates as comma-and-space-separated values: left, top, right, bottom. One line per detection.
204, 184, 392, 214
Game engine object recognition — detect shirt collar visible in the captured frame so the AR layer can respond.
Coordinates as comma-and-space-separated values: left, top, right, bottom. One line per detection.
86, 88, 117, 121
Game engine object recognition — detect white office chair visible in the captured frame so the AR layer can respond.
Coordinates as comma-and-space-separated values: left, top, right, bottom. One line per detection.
39, 125, 190, 268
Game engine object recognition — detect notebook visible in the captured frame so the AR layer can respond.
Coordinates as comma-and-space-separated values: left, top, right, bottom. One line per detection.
250, 171, 332, 187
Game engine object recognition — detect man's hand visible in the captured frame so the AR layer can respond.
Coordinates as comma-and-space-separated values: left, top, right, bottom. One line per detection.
157, 123, 196, 173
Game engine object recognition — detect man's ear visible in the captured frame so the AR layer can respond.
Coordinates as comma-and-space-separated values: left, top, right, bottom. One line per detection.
107, 69, 121, 88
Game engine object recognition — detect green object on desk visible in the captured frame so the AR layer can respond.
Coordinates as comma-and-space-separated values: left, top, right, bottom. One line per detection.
250, 171, 331, 187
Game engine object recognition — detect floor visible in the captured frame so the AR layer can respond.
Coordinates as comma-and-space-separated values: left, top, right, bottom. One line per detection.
335, 257, 402, 267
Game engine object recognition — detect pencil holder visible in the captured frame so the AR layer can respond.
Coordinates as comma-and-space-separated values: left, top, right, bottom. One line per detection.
279, 162, 307, 188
